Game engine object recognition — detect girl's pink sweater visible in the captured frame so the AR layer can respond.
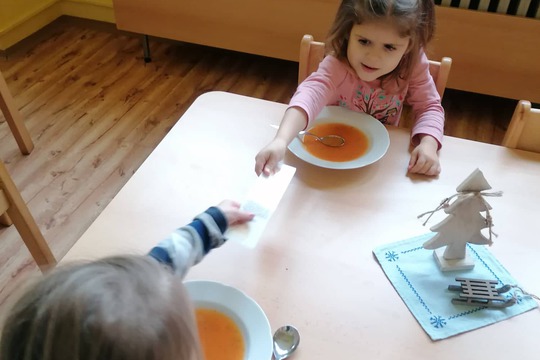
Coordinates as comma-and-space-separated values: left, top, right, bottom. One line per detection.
289, 51, 445, 148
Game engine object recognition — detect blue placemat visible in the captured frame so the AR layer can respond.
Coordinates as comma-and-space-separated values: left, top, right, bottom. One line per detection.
373, 233, 538, 340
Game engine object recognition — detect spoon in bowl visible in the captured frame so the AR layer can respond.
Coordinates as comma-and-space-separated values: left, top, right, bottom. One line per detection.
298, 130, 345, 147
273, 325, 300, 360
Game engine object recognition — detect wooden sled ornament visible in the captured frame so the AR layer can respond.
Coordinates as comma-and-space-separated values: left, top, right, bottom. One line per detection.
448, 277, 517, 308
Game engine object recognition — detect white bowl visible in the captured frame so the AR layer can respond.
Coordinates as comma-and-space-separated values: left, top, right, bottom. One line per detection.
288, 106, 390, 169
185, 280, 273, 360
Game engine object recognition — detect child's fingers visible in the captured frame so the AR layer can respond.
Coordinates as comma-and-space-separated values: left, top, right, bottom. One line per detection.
408, 151, 419, 170
408, 154, 424, 173
262, 156, 281, 176
254, 158, 265, 176
425, 163, 441, 176
410, 158, 440, 176
229, 210, 255, 225
239, 212, 255, 222
255, 153, 278, 176
219, 199, 241, 209
262, 165, 272, 177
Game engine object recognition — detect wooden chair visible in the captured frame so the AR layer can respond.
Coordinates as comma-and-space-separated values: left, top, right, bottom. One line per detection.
298, 34, 453, 99
502, 100, 540, 153
1, 160, 56, 272
0, 69, 34, 154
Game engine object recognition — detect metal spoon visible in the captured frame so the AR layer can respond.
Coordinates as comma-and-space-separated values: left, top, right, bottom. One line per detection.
273, 325, 300, 360
298, 130, 345, 147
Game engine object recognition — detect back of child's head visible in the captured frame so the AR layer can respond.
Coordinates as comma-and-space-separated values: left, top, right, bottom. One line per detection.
0, 255, 201, 360
327, 0, 435, 86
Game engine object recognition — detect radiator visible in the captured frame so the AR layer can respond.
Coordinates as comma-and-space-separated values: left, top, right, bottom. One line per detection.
435, 0, 540, 18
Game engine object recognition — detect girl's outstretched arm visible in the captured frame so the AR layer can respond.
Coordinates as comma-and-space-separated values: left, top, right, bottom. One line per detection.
254, 107, 308, 176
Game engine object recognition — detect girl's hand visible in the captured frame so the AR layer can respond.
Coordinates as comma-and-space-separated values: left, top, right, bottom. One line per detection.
255, 107, 309, 177
254, 138, 288, 176
408, 135, 441, 176
217, 200, 255, 226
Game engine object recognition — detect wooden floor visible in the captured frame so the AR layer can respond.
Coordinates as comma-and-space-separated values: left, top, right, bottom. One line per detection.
0, 17, 517, 312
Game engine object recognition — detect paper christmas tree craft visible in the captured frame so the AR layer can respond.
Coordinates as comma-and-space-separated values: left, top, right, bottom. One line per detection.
420, 169, 502, 271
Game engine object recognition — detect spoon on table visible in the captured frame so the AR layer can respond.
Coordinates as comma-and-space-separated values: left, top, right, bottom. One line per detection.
273, 325, 300, 360
298, 130, 345, 147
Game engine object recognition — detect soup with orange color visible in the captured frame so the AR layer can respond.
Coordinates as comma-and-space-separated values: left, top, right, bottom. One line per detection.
302, 122, 369, 162
195, 308, 244, 360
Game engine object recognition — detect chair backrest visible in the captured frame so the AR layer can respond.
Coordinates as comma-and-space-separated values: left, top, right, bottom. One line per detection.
298, 35, 326, 84
298, 34, 452, 99
502, 100, 540, 153
0, 160, 56, 272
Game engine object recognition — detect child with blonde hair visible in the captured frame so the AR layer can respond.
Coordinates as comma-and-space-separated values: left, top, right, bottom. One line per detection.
0, 200, 254, 360
255, 0, 444, 176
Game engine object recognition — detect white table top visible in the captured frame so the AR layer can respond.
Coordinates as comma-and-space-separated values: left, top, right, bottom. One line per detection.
63, 91, 540, 359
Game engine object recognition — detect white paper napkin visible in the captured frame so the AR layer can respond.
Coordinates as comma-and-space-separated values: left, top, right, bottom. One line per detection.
227, 164, 296, 247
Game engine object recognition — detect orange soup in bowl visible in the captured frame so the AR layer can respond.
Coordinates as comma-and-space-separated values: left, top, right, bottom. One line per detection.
302, 122, 369, 162
195, 308, 245, 360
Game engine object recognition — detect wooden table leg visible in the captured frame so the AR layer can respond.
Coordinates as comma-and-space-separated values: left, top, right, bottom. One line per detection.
0, 71, 34, 154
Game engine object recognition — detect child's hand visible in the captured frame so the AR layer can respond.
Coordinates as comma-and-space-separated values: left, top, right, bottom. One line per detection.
254, 138, 288, 176
217, 200, 255, 226
255, 107, 308, 176
408, 135, 441, 176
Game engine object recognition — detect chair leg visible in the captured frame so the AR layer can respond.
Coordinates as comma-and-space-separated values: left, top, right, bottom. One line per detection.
7, 207, 56, 272
0, 71, 34, 154
142, 35, 151, 63
0, 212, 13, 226
0, 161, 55, 272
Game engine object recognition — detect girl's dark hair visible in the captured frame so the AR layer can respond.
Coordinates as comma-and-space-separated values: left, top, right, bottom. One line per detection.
0, 256, 201, 360
326, 0, 435, 90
